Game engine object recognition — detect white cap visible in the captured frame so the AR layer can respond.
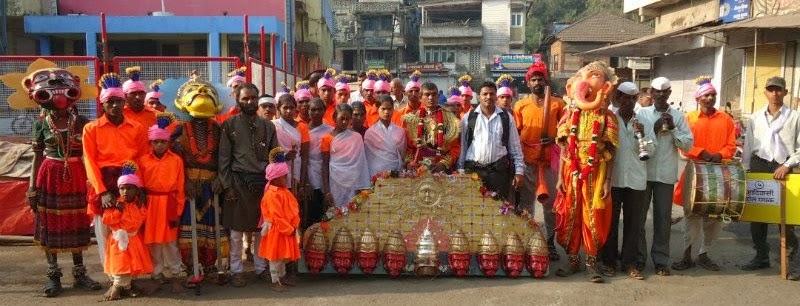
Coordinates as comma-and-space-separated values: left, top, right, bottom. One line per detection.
258, 96, 275, 106
650, 77, 671, 90
617, 82, 639, 96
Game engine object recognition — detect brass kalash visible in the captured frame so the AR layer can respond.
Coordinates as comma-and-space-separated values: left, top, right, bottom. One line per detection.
299, 172, 550, 278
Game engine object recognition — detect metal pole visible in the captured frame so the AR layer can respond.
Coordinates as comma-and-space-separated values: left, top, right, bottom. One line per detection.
260, 25, 266, 91
244, 14, 249, 61
750, 29, 758, 114
100, 12, 109, 73
272, 33, 278, 94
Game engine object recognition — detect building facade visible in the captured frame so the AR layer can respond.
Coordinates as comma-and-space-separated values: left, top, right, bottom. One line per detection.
332, 0, 409, 74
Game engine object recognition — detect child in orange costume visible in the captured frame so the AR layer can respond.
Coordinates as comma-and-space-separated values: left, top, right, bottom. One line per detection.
102, 161, 154, 301
259, 147, 301, 292
139, 113, 186, 292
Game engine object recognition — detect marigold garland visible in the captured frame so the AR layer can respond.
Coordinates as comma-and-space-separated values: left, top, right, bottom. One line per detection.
186, 119, 216, 164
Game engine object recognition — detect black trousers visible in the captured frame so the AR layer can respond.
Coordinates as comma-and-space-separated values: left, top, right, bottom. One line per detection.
749, 156, 797, 258
302, 189, 326, 229
465, 155, 513, 201
601, 187, 649, 269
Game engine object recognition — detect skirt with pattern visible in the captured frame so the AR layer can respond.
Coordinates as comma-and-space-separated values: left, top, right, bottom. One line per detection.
34, 158, 91, 252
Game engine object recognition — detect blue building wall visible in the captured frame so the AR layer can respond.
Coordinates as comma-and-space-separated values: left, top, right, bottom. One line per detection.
24, 16, 288, 69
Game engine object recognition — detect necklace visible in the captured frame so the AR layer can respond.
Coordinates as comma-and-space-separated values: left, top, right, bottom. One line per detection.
186, 119, 215, 164
46, 110, 76, 182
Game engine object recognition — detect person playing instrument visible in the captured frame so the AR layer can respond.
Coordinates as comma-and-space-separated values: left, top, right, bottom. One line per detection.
321, 104, 371, 208
102, 162, 154, 301
259, 148, 301, 292
306, 98, 335, 228
741, 77, 800, 279
458, 82, 525, 203
670, 76, 737, 272
635, 77, 694, 276
139, 113, 186, 292
513, 61, 565, 261
364, 94, 408, 177
553, 62, 619, 283
401, 82, 461, 173
600, 82, 655, 280
218, 83, 280, 287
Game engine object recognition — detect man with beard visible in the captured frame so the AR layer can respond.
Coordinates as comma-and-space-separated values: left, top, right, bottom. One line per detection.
636, 77, 694, 276
513, 61, 564, 261
671, 76, 736, 273
122, 66, 157, 129
401, 82, 461, 172
393, 70, 423, 126
218, 83, 280, 287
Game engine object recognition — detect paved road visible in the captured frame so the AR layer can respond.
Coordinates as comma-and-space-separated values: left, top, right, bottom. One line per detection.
3, 209, 800, 305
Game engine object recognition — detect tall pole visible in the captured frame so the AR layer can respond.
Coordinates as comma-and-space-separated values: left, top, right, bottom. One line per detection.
272, 33, 277, 94
243, 14, 249, 61
100, 12, 109, 73
260, 25, 266, 91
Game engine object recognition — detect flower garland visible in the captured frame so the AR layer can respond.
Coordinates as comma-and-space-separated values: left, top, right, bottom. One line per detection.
186, 119, 216, 165
411, 108, 445, 165
567, 109, 602, 181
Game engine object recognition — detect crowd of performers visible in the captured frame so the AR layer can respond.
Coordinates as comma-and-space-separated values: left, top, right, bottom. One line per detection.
23, 58, 800, 300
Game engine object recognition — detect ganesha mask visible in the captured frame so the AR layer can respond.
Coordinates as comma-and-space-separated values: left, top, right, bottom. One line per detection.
565, 61, 618, 111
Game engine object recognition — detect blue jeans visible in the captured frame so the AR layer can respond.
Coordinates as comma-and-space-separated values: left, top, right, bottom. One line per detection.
639, 181, 674, 268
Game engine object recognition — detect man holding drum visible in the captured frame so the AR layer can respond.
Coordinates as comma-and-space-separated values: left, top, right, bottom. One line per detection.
671, 77, 737, 271
741, 77, 800, 278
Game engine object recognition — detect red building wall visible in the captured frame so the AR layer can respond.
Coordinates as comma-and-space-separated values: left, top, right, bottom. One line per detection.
57, 0, 286, 21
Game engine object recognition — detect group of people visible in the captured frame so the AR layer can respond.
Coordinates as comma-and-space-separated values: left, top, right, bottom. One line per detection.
25, 56, 800, 302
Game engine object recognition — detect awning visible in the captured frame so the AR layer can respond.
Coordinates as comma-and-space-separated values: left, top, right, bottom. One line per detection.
679, 13, 800, 36
582, 22, 719, 57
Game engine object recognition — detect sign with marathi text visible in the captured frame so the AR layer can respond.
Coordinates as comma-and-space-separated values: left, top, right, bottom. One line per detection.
492, 54, 541, 71
742, 173, 800, 225
719, 0, 751, 23
404, 62, 445, 72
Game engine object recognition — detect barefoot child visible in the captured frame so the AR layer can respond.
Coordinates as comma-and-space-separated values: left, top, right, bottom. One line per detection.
139, 113, 186, 293
321, 104, 371, 208
102, 161, 154, 301
259, 147, 301, 292
364, 94, 407, 177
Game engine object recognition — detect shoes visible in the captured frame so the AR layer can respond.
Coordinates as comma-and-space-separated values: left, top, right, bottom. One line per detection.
655, 265, 671, 276
599, 264, 617, 277
787, 272, 799, 281
697, 253, 721, 271
627, 268, 644, 280
741, 256, 770, 271
255, 270, 270, 282
43, 268, 63, 298
585, 256, 605, 283
231, 273, 247, 287
671, 259, 695, 271
555, 255, 581, 277
271, 282, 288, 292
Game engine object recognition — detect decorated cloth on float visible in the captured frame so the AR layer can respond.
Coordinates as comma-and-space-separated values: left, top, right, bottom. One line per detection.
299, 170, 550, 278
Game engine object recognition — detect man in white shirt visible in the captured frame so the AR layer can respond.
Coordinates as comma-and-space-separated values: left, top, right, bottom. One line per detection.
458, 81, 525, 202
741, 77, 800, 278
390, 78, 407, 110
636, 77, 694, 276
600, 82, 655, 280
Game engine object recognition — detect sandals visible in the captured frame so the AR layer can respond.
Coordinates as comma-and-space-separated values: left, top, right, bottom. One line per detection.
270, 282, 288, 292
585, 256, 604, 283
599, 264, 617, 277
671, 259, 695, 271
627, 268, 645, 280
555, 256, 581, 277
655, 265, 671, 276
697, 254, 721, 271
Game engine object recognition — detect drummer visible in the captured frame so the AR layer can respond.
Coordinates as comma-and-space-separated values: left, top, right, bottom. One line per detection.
741, 76, 800, 278
671, 76, 737, 272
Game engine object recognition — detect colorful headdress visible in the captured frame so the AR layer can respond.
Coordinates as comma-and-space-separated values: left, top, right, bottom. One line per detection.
148, 112, 174, 141
362, 69, 377, 90
265, 147, 290, 187
405, 70, 422, 92
294, 80, 313, 101
317, 68, 337, 89
694, 75, 716, 99
122, 66, 146, 94
374, 69, 391, 93
458, 75, 473, 97
275, 81, 291, 100
446, 85, 461, 104
117, 161, 142, 188
335, 73, 351, 92
98, 73, 125, 104
525, 60, 549, 82
226, 66, 247, 88
496, 74, 514, 97
144, 79, 163, 101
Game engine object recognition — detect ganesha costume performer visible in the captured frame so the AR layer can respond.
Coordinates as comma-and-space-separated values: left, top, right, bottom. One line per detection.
0, 59, 101, 297
554, 61, 620, 283
171, 71, 230, 281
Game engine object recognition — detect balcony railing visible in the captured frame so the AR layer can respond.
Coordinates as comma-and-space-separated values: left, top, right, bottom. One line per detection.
420, 20, 482, 38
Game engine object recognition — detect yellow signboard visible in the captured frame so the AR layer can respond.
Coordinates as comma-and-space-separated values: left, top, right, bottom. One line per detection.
741, 173, 800, 225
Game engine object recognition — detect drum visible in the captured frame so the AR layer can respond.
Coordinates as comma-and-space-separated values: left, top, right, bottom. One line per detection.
681, 161, 746, 221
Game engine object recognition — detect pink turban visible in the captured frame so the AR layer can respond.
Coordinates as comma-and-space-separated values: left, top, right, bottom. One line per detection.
317, 68, 337, 89
144, 91, 161, 101
226, 75, 245, 88
148, 125, 170, 141
117, 162, 142, 188
459, 86, 473, 97
374, 80, 391, 93
265, 162, 290, 182
361, 78, 375, 90
294, 89, 313, 101
335, 74, 350, 92
98, 73, 125, 104
123, 80, 146, 94
405, 71, 422, 92
446, 95, 461, 104
695, 76, 717, 99
336, 82, 349, 92
498, 87, 513, 97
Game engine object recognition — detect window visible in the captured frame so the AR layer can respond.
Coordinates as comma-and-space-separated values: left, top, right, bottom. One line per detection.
511, 13, 523, 27
552, 54, 559, 72
423, 47, 458, 63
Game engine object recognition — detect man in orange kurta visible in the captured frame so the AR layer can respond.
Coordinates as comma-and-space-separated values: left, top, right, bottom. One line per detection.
103, 167, 153, 301
513, 62, 565, 260
554, 62, 619, 283
671, 79, 736, 272
139, 116, 186, 285
84, 74, 149, 267
391, 75, 423, 126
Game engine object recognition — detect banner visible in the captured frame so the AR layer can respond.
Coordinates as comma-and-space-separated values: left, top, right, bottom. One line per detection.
719, 0, 751, 23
